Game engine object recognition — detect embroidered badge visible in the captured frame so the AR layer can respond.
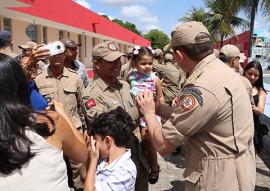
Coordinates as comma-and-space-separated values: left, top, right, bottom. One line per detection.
180, 95, 195, 111
107, 43, 118, 51
85, 99, 96, 110
180, 87, 203, 106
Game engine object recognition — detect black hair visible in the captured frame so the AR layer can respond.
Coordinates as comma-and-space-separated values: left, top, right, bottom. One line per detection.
244, 61, 266, 93
0, 53, 55, 174
173, 33, 213, 61
91, 107, 135, 147
131, 46, 154, 64
219, 52, 232, 64
0, 38, 11, 49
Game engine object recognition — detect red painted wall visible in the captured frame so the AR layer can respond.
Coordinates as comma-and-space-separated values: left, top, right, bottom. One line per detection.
10, 0, 150, 46
214, 31, 250, 67
17, 0, 35, 6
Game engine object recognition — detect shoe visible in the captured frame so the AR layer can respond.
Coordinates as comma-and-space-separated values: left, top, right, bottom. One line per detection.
148, 165, 161, 184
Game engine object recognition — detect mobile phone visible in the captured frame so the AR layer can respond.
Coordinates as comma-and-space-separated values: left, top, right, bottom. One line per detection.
45, 97, 52, 103
39, 41, 65, 56
44, 97, 55, 111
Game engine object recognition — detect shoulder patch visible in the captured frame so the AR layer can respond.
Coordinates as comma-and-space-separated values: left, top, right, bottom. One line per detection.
178, 86, 203, 107
180, 95, 196, 111
85, 99, 96, 110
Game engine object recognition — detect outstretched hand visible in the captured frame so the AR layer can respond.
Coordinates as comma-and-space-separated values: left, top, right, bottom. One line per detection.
135, 90, 156, 116
28, 44, 50, 65
53, 100, 67, 117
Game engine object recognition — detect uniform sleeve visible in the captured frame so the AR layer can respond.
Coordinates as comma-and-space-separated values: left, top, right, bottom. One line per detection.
77, 77, 85, 108
162, 86, 219, 146
81, 88, 108, 130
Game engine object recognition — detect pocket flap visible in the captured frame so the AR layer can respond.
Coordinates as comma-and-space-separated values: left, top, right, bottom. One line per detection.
63, 86, 77, 93
183, 168, 202, 184
39, 87, 54, 95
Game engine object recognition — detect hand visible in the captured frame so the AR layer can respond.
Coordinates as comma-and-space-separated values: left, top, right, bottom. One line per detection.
84, 131, 91, 146
161, 82, 167, 88
171, 97, 178, 107
28, 44, 50, 65
88, 136, 99, 163
53, 100, 67, 117
45, 100, 54, 111
252, 105, 258, 112
135, 90, 156, 116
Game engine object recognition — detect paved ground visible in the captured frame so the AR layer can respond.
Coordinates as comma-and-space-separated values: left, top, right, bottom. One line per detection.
149, 148, 270, 191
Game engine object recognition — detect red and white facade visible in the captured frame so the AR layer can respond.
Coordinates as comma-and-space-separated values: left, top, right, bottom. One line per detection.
0, 0, 150, 69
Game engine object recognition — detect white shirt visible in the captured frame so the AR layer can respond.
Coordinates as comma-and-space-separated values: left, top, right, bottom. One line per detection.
0, 129, 70, 191
95, 149, 137, 191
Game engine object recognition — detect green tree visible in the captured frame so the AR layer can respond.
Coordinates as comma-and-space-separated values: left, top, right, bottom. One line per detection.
179, 1, 249, 46
236, 0, 270, 57
101, 14, 109, 20
179, 6, 219, 42
204, 0, 249, 47
144, 29, 170, 50
100, 15, 142, 36
112, 19, 142, 36
180, 6, 209, 23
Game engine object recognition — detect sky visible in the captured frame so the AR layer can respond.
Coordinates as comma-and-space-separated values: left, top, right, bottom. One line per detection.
73, 0, 270, 38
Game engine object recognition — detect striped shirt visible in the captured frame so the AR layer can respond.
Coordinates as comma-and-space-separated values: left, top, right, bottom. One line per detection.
95, 149, 136, 191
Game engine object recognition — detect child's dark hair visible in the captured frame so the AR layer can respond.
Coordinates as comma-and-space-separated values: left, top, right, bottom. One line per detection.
91, 107, 135, 147
131, 46, 154, 64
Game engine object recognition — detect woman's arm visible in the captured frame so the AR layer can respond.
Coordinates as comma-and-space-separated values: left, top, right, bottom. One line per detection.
253, 89, 266, 116
84, 136, 99, 191
54, 101, 88, 163
155, 76, 165, 105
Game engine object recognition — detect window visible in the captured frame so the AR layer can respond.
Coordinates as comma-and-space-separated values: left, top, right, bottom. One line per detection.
43, 26, 47, 44
92, 37, 95, 48
78, 34, 82, 62
3, 17, 11, 31
59, 30, 64, 40
67, 32, 70, 38
84, 35, 87, 58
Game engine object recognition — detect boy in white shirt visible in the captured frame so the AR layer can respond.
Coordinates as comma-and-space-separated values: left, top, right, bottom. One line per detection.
82, 107, 137, 191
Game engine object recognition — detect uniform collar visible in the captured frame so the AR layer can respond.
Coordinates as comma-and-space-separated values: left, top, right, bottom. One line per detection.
184, 53, 216, 86
190, 53, 216, 75
96, 149, 132, 173
94, 76, 123, 92
71, 60, 80, 71
46, 66, 69, 78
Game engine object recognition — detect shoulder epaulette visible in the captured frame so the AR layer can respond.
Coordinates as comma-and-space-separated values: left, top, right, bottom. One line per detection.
184, 68, 203, 86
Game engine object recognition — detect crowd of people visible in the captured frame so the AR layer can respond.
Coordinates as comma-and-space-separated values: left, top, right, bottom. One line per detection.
0, 20, 269, 191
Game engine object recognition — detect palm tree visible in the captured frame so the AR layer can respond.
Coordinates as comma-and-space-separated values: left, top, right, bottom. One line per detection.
179, 6, 219, 42
236, 0, 270, 57
180, 6, 208, 23
179, 1, 249, 46
204, 0, 249, 47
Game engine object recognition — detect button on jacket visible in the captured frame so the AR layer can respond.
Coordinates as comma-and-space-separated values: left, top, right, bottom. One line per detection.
35, 67, 85, 128
162, 54, 256, 191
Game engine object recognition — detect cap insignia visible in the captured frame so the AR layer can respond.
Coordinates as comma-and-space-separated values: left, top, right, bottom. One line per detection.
108, 43, 118, 51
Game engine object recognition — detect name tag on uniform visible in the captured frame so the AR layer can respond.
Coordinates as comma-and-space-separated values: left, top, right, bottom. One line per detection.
85, 99, 96, 110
